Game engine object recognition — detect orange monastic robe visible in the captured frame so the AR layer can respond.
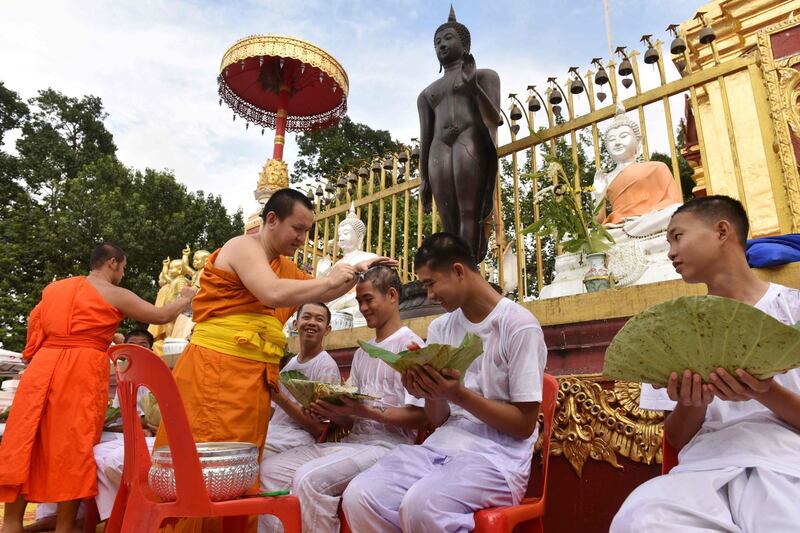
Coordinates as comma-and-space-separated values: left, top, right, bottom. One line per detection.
0, 276, 122, 503
154, 250, 309, 533
603, 161, 682, 225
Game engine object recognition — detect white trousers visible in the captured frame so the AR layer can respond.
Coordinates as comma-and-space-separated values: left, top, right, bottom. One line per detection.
342, 444, 514, 533
34, 435, 155, 522
611, 466, 800, 532
258, 442, 390, 533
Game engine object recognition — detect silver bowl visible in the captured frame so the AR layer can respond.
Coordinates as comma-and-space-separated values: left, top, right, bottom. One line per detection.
149, 442, 259, 502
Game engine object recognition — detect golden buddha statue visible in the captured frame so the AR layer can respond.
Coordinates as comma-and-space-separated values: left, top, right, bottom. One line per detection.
149, 257, 190, 354
181, 246, 211, 287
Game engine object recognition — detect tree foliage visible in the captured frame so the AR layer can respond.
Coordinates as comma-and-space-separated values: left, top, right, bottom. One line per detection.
0, 84, 243, 351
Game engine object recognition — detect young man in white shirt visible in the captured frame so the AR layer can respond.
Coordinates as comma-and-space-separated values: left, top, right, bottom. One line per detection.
261, 302, 339, 467
612, 195, 800, 532
258, 267, 427, 533
342, 233, 547, 532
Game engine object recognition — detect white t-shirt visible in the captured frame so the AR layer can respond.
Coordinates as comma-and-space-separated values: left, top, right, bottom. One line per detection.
640, 283, 800, 477
420, 297, 547, 501
267, 351, 341, 451
343, 326, 425, 447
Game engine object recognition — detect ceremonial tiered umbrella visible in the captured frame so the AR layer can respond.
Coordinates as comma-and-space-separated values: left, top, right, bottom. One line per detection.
218, 34, 349, 191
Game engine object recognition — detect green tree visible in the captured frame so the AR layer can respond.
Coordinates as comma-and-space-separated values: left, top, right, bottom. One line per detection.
0, 86, 243, 351
291, 117, 403, 184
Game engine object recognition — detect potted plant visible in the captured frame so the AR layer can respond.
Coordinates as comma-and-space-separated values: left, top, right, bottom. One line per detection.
523, 161, 615, 292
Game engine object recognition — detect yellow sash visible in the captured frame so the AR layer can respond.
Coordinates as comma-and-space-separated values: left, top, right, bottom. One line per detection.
190, 313, 286, 364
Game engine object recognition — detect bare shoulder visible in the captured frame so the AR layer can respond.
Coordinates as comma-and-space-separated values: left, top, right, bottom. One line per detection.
216, 235, 263, 270
477, 68, 500, 83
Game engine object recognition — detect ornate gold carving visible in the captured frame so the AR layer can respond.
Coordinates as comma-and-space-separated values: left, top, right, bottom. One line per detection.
546, 377, 664, 477
220, 34, 349, 95
758, 17, 800, 232
257, 158, 289, 192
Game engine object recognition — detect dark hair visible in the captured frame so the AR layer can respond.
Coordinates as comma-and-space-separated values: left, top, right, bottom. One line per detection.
125, 328, 154, 347
358, 265, 402, 296
414, 232, 479, 272
296, 302, 331, 325
89, 243, 127, 270
260, 188, 314, 223
673, 195, 749, 246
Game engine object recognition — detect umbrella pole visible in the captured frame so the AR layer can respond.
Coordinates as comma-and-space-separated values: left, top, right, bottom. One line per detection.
272, 67, 292, 160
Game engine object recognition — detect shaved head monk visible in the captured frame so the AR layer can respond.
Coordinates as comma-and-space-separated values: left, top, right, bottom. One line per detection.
153, 188, 391, 532
0, 243, 196, 533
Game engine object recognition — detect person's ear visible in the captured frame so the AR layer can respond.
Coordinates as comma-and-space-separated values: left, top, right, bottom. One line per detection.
717, 220, 732, 243
453, 263, 465, 280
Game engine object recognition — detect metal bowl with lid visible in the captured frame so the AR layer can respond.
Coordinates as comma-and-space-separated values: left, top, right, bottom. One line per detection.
149, 442, 259, 501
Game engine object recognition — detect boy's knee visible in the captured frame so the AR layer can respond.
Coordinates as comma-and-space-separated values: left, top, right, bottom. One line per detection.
399, 485, 438, 531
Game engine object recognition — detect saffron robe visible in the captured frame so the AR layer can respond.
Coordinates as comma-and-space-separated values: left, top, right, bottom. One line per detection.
603, 161, 682, 225
0, 276, 122, 502
155, 250, 308, 533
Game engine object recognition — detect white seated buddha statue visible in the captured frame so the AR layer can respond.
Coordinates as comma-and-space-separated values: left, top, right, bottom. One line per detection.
540, 104, 683, 298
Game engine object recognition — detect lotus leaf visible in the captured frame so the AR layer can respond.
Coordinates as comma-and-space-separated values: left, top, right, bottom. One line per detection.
358, 333, 483, 376
104, 406, 121, 425
603, 295, 800, 387
279, 370, 378, 408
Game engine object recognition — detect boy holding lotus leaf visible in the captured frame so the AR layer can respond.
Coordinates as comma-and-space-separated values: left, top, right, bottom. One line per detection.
259, 266, 426, 533
611, 195, 800, 531
343, 233, 547, 532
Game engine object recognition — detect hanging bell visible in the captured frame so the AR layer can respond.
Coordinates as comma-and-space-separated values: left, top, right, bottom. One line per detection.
240, 60, 246, 71
528, 96, 541, 112
279, 58, 284, 69
383, 155, 394, 170
218, 98, 222, 106
397, 150, 409, 163
324, 181, 334, 194
618, 58, 633, 76
319, 72, 324, 83
306, 189, 314, 201
232, 114, 236, 122
315, 185, 323, 197
300, 63, 305, 74
261, 128, 265, 136
675, 59, 687, 72
595, 66, 609, 85
348, 187, 355, 197
259, 56, 264, 68
332, 83, 337, 93
569, 79, 584, 94
337, 191, 345, 202
597, 91, 607, 102
358, 166, 369, 179
509, 103, 523, 121
371, 158, 382, 172
552, 105, 562, 116
347, 172, 358, 185
699, 25, 716, 44
336, 176, 346, 189
511, 124, 521, 136
622, 77, 633, 89
670, 36, 687, 55
644, 46, 659, 64
548, 90, 562, 105
245, 122, 249, 130
411, 145, 420, 159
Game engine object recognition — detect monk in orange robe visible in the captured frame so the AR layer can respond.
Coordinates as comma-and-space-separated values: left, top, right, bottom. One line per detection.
154, 189, 392, 533
0, 243, 196, 533
602, 160, 683, 226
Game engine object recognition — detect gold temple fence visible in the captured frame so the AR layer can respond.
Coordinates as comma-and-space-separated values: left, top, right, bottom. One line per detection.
295, 22, 798, 301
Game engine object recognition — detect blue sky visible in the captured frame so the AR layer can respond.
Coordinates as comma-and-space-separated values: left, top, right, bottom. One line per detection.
1, 0, 702, 214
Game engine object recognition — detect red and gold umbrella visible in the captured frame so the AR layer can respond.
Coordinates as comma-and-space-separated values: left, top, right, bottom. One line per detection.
218, 34, 349, 188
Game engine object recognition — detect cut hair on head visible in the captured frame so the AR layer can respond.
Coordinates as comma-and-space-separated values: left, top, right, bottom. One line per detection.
125, 328, 154, 347
414, 232, 479, 272
89, 243, 127, 270
260, 188, 314, 223
673, 195, 750, 246
297, 301, 332, 325
358, 265, 402, 296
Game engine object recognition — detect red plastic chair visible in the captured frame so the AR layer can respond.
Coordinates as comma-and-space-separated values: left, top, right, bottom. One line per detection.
472, 373, 559, 533
104, 344, 302, 533
661, 437, 679, 474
